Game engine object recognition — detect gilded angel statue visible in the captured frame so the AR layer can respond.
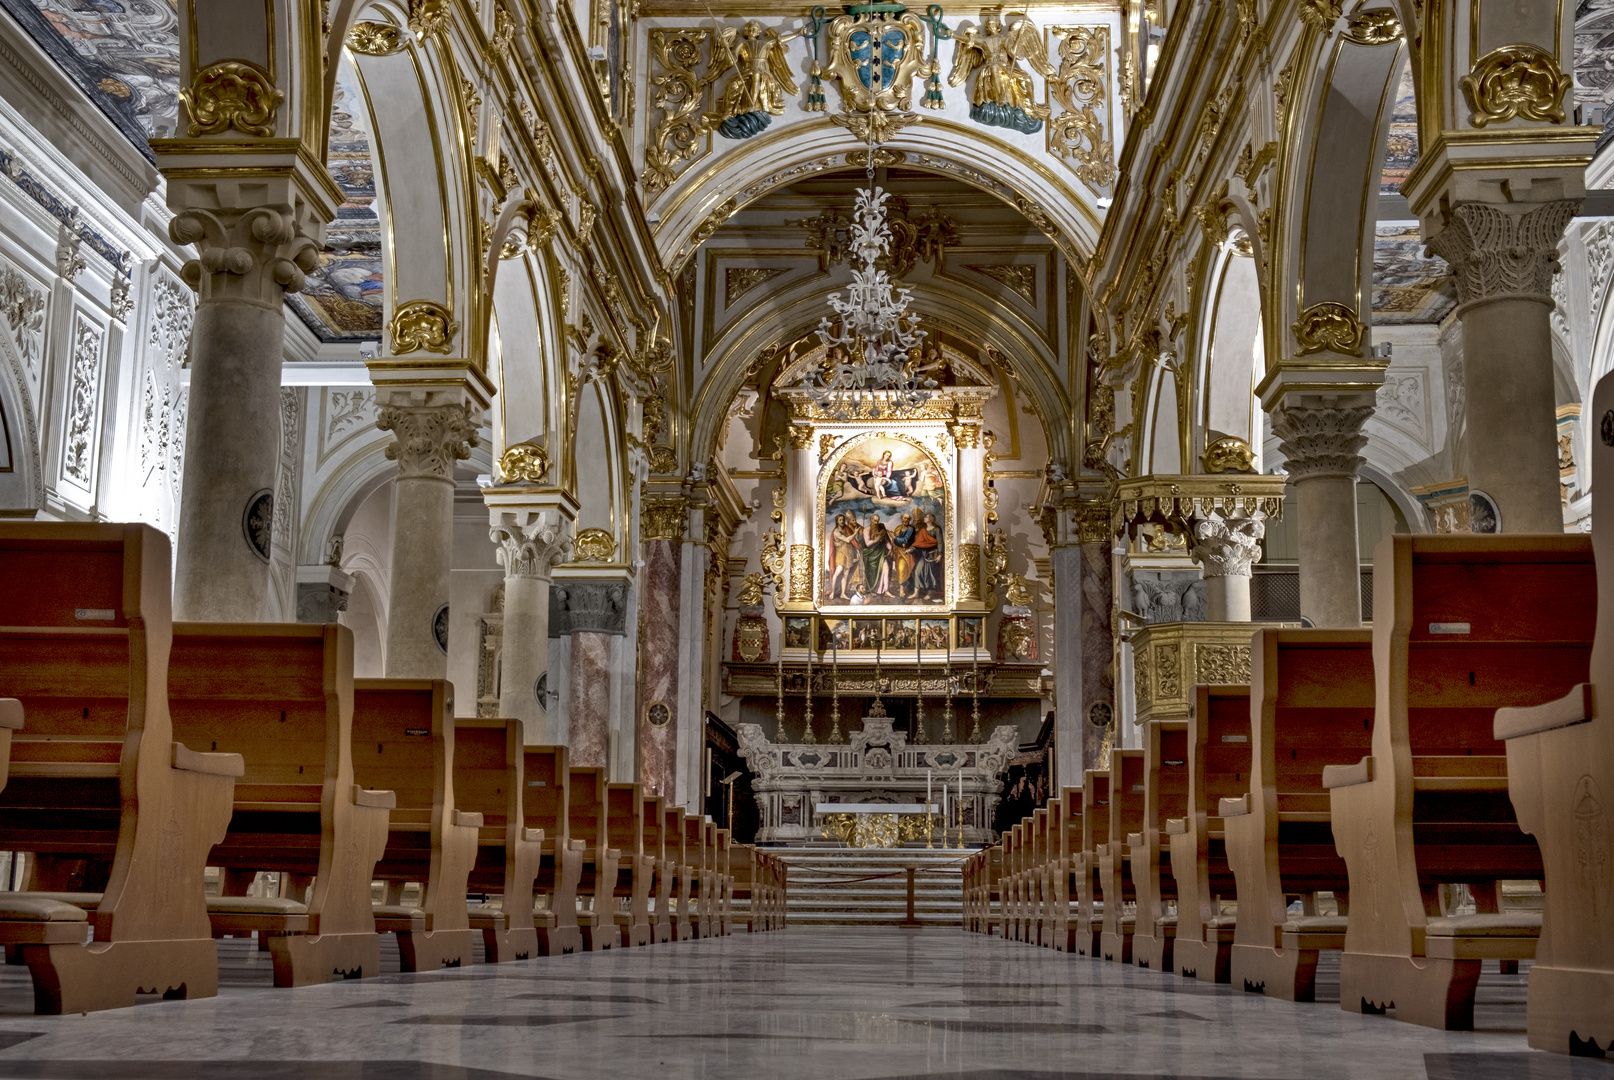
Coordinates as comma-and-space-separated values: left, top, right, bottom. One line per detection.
948, 13, 1055, 134
705, 21, 803, 140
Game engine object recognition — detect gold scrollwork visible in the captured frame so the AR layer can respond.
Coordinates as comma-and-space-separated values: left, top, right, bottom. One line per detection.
789, 544, 814, 601
1047, 25, 1116, 190
389, 300, 457, 355
818, 432, 839, 464
648, 446, 679, 474
1201, 435, 1257, 474
1291, 301, 1364, 357
1460, 44, 1572, 128
346, 21, 406, 56
572, 527, 617, 563
1342, 9, 1401, 46
959, 543, 983, 601
788, 424, 814, 451
1073, 499, 1111, 545
181, 61, 282, 138
407, 0, 448, 38
645, 30, 719, 196
497, 440, 550, 484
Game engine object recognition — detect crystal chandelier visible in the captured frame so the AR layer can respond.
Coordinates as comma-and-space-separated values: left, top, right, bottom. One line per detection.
804, 131, 937, 420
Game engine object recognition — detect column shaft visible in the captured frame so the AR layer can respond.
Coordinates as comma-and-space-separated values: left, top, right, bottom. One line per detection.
488, 495, 573, 743
500, 573, 552, 736
173, 299, 284, 620
568, 630, 612, 767
639, 536, 681, 800
1271, 398, 1372, 629
386, 473, 454, 678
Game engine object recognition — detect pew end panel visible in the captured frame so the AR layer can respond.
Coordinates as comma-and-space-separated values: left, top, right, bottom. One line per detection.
566, 767, 621, 951
1172, 684, 1250, 983
455, 717, 540, 963
523, 746, 583, 956
607, 782, 652, 946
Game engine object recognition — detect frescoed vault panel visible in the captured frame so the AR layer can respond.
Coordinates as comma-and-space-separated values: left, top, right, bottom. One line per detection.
1372, 225, 1454, 326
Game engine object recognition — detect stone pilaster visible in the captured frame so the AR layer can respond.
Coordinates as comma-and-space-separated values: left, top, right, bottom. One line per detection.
639, 496, 687, 801
1188, 509, 1266, 622
163, 172, 335, 621
487, 491, 576, 743
1270, 396, 1373, 628
1425, 200, 1579, 532
1050, 497, 1115, 789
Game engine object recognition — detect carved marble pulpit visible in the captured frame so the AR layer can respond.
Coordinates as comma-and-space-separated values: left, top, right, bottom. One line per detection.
736, 710, 1019, 846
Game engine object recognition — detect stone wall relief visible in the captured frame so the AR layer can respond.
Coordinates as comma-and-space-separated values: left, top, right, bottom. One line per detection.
59, 312, 103, 494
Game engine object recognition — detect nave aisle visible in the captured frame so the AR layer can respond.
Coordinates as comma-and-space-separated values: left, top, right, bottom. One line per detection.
0, 927, 1580, 1080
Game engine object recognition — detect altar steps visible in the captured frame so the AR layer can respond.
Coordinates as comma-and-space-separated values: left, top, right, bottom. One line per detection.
773, 848, 967, 927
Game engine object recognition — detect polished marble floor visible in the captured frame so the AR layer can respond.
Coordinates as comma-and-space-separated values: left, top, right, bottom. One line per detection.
0, 928, 1601, 1080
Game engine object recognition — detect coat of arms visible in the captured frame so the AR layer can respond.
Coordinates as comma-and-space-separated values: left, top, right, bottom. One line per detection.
810, 4, 949, 140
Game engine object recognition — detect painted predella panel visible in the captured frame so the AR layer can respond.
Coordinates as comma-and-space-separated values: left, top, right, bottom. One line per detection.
822, 435, 946, 606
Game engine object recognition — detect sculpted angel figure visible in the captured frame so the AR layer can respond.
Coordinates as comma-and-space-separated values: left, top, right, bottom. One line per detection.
948, 13, 1055, 134
706, 21, 803, 140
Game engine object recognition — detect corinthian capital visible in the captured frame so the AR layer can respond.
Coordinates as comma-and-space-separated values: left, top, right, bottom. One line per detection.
169, 205, 322, 306
1271, 397, 1373, 482
377, 402, 481, 480
1190, 509, 1266, 579
490, 510, 571, 580
1425, 200, 1579, 307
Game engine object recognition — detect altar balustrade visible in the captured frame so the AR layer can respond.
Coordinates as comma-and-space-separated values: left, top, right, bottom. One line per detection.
737, 710, 1018, 846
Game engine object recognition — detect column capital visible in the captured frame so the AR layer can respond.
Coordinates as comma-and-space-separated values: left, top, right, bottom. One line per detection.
154, 141, 341, 307
1424, 199, 1580, 309
377, 401, 481, 481
1189, 509, 1266, 579
549, 580, 631, 635
488, 498, 575, 581
1270, 395, 1374, 482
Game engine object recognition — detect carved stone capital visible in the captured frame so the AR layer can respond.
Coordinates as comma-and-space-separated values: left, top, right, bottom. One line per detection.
378, 402, 481, 480
1189, 509, 1266, 579
490, 510, 571, 580
787, 424, 814, 451
549, 580, 630, 635
1425, 200, 1579, 308
1271, 398, 1373, 482
168, 204, 321, 305
640, 496, 689, 541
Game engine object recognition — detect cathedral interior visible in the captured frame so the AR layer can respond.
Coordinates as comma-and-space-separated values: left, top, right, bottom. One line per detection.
0, 0, 1609, 1076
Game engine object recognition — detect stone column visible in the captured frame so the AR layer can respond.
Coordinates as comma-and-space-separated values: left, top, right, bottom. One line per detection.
952, 414, 986, 607
784, 423, 816, 605
550, 581, 630, 768
166, 197, 325, 621
374, 394, 480, 677
1271, 397, 1373, 628
486, 490, 576, 743
1051, 499, 1115, 788
1426, 201, 1578, 533
638, 496, 687, 800
1188, 509, 1266, 622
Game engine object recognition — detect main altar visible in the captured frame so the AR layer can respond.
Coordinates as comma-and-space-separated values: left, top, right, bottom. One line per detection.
736, 707, 1018, 846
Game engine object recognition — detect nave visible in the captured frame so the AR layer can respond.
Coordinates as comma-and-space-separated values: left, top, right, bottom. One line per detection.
0, 927, 1576, 1080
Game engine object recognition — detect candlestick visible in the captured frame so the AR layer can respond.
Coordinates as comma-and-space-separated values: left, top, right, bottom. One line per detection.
942, 783, 949, 849
826, 626, 838, 745
926, 769, 933, 850
912, 620, 927, 743
872, 625, 884, 711
803, 626, 813, 742
775, 626, 785, 741
942, 656, 954, 743
957, 770, 964, 847
969, 633, 983, 743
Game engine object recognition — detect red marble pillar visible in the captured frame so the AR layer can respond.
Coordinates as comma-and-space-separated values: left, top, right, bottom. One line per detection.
567, 631, 612, 767
638, 536, 680, 798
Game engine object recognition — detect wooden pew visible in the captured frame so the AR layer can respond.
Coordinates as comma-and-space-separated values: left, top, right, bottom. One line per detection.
167, 623, 393, 987
730, 842, 756, 932
1073, 769, 1110, 956
665, 807, 694, 941
1032, 808, 1050, 946
714, 827, 733, 936
1039, 801, 1061, 948
566, 766, 621, 951
1055, 787, 1083, 952
1225, 628, 1374, 1001
1131, 717, 1189, 972
982, 845, 1003, 937
1326, 534, 1593, 1030
455, 717, 541, 962
1098, 749, 1144, 962
524, 746, 584, 955
352, 679, 479, 971
0, 523, 244, 1013
683, 814, 713, 939
1167, 684, 1251, 982
0, 701, 21, 785
642, 795, 672, 942
1003, 823, 1021, 941
773, 851, 788, 928
1493, 401, 1614, 1055
608, 782, 652, 946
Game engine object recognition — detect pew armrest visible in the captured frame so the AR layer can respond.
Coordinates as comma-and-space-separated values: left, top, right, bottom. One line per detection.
0, 699, 22, 731
523, 828, 544, 843
1126, 832, 1144, 848
1165, 818, 1188, 835
1217, 795, 1249, 818
453, 810, 484, 828
353, 785, 397, 809
1495, 683, 1593, 741
1425, 913, 1541, 961
1322, 756, 1373, 789
172, 742, 246, 777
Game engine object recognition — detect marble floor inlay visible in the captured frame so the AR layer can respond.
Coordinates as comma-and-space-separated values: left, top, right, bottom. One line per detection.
0, 927, 1597, 1080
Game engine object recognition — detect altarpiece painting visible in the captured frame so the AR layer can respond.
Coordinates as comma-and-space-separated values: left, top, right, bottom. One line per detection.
821, 435, 946, 605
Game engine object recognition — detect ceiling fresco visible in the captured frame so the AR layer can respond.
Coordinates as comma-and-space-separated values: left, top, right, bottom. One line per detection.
1, 0, 381, 343
1372, 224, 1455, 326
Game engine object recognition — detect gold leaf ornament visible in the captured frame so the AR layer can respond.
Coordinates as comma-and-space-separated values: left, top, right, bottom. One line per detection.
497, 440, 550, 484
389, 300, 457, 354
346, 22, 406, 56
572, 527, 617, 562
1461, 44, 1572, 128
1291, 301, 1365, 357
181, 62, 282, 137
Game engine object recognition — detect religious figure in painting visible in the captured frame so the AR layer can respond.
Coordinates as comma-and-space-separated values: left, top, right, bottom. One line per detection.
823, 437, 946, 606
